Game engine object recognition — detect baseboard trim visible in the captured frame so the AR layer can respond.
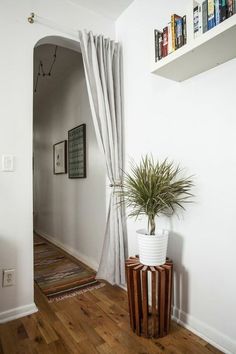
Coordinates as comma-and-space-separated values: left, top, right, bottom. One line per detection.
0, 303, 38, 324
35, 229, 99, 272
118, 289, 234, 353
172, 306, 235, 354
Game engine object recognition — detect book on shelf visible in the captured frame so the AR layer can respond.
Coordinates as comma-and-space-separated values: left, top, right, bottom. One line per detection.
199, 3, 203, 34
176, 17, 184, 48
154, 29, 158, 62
221, 0, 227, 21
193, 5, 198, 37
193, 2, 203, 37
202, 0, 208, 33
227, 0, 234, 16
215, 0, 221, 25
162, 26, 168, 57
158, 31, 163, 60
154, 29, 163, 62
171, 14, 181, 51
183, 15, 187, 44
168, 22, 173, 54
208, 0, 215, 29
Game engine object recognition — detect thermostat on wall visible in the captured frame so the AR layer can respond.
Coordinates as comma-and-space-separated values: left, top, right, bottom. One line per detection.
2, 155, 15, 172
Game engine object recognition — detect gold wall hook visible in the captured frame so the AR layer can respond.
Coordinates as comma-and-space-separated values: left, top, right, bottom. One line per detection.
28, 13, 35, 24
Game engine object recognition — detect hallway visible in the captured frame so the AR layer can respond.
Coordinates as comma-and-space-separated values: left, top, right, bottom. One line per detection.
33, 43, 106, 279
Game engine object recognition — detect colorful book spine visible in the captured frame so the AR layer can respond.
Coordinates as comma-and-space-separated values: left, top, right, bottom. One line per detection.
215, 0, 221, 24
227, 0, 234, 16
202, 0, 208, 32
171, 15, 176, 51
162, 26, 168, 57
154, 13, 187, 61
182, 15, 187, 45
208, 0, 215, 29
221, 0, 227, 21
171, 14, 181, 51
168, 22, 173, 54
176, 18, 183, 48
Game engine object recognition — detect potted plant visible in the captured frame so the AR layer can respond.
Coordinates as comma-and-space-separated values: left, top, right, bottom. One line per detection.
120, 155, 193, 266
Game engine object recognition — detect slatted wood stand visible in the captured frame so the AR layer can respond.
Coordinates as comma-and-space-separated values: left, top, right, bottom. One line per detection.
125, 257, 173, 338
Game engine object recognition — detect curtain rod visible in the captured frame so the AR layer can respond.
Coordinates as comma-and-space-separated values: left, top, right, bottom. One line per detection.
27, 12, 79, 39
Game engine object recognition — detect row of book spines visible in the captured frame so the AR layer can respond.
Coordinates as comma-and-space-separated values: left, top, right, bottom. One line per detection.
195, 0, 236, 37
208, 0, 236, 27
155, 14, 187, 61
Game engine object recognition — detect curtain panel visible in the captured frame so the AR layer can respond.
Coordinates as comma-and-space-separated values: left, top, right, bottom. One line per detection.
78, 30, 127, 286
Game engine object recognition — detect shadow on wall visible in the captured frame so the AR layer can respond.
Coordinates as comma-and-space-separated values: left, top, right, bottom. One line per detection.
167, 231, 189, 318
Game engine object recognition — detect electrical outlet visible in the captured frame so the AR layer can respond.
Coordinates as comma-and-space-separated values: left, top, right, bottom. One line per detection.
2, 155, 15, 172
2, 269, 15, 287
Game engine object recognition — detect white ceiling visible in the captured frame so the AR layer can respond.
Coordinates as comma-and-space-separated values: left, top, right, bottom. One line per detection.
69, 0, 134, 20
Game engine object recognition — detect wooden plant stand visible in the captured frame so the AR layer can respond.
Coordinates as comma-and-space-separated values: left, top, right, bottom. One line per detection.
125, 257, 173, 338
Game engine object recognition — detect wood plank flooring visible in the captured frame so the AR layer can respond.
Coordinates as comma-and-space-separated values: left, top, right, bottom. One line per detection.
0, 282, 223, 354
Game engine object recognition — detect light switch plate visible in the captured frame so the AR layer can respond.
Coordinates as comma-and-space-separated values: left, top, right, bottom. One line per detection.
2, 269, 15, 287
2, 155, 15, 172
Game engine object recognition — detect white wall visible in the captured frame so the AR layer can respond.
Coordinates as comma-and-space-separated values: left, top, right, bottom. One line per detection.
33, 45, 106, 270
0, 0, 114, 323
116, 0, 236, 352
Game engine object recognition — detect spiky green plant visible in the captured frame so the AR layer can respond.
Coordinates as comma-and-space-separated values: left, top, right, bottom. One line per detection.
120, 156, 194, 235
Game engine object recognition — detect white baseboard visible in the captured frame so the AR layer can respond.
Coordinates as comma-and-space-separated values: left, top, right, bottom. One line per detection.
172, 306, 235, 354
0, 303, 38, 324
35, 229, 99, 272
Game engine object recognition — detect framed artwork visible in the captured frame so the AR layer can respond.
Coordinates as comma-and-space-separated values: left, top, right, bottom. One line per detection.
53, 140, 67, 174
68, 124, 86, 178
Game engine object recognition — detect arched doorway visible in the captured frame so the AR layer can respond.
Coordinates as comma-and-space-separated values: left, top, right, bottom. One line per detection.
32, 36, 106, 301
35, 35, 81, 53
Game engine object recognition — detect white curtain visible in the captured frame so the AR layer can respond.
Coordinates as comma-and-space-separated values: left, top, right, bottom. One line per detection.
78, 30, 128, 286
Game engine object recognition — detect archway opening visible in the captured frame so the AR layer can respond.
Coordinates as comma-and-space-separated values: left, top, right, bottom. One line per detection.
33, 36, 106, 302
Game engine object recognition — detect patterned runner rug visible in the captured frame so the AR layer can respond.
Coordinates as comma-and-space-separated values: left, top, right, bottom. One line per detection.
34, 234, 104, 302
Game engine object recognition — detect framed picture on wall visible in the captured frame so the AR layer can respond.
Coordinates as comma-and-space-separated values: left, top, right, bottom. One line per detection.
68, 124, 86, 178
53, 140, 67, 174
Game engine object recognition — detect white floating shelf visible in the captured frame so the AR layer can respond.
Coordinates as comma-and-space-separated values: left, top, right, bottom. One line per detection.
151, 15, 236, 82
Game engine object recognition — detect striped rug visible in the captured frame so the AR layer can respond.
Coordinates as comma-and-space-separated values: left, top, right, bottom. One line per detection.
34, 234, 104, 302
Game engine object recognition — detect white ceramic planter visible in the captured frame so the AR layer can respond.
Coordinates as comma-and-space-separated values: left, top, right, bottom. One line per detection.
137, 229, 169, 266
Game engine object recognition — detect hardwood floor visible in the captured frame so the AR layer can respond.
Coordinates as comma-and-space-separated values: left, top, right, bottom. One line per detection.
0, 283, 223, 354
